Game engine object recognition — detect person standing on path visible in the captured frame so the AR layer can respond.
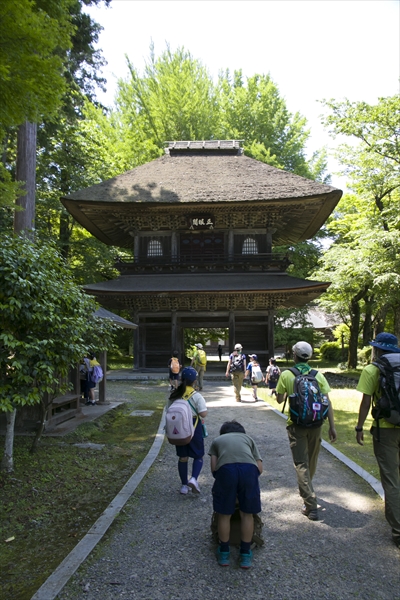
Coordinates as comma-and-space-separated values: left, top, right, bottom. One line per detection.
276, 341, 337, 521
355, 332, 400, 549
226, 343, 247, 402
209, 420, 263, 569
245, 354, 264, 401
191, 343, 207, 391
168, 366, 207, 495
168, 350, 181, 391
218, 344, 223, 361
265, 358, 280, 396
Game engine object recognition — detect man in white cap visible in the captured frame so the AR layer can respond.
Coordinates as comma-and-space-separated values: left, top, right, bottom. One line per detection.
355, 332, 400, 549
276, 341, 337, 521
226, 343, 247, 402
191, 343, 207, 391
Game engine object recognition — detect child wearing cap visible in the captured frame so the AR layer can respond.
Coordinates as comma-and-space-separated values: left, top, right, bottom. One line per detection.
168, 366, 207, 495
245, 354, 264, 401
209, 420, 263, 569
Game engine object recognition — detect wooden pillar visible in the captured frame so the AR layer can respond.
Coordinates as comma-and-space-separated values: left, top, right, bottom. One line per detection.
98, 350, 107, 404
229, 311, 235, 353
171, 310, 178, 352
133, 232, 140, 262
171, 231, 177, 262
228, 229, 234, 261
133, 313, 140, 369
267, 311, 275, 360
266, 228, 274, 255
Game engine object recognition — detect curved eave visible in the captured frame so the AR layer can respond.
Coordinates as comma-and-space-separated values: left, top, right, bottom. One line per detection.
83, 273, 330, 295
62, 189, 342, 247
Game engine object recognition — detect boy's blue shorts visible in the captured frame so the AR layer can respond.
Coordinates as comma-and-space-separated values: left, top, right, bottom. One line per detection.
212, 463, 261, 515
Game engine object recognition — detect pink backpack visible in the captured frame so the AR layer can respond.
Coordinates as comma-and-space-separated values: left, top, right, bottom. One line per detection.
165, 399, 195, 445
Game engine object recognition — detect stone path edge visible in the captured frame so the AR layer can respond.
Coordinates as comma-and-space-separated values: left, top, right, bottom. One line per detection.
265, 401, 384, 499
30, 410, 167, 600
31, 400, 384, 600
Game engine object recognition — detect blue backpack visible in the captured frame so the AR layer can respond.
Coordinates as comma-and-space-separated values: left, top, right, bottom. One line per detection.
286, 367, 329, 427
90, 364, 104, 384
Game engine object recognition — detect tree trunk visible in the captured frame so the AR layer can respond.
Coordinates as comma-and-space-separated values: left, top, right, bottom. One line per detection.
393, 303, 400, 341
14, 121, 37, 237
1, 410, 17, 472
362, 296, 374, 347
3, 121, 37, 471
374, 305, 389, 337
30, 397, 49, 454
347, 286, 368, 369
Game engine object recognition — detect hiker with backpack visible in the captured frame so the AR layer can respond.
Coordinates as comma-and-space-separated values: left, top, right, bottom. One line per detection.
355, 332, 400, 549
80, 353, 103, 405
191, 343, 207, 391
166, 366, 208, 495
245, 354, 264, 401
276, 341, 337, 521
225, 343, 247, 402
168, 351, 181, 391
266, 358, 281, 396
209, 420, 263, 569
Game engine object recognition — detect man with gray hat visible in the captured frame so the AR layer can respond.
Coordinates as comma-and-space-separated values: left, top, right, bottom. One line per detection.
276, 341, 337, 521
226, 343, 247, 402
356, 332, 400, 549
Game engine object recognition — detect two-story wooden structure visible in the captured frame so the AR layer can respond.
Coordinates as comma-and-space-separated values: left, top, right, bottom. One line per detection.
62, 140, 342, 367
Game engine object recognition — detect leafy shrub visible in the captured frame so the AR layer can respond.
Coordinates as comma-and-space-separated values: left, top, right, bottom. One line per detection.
320, 342, 344, 362
358, 346, 372, 366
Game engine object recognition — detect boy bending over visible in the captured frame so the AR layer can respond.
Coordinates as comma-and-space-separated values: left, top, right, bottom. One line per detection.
209, 420, 263, 569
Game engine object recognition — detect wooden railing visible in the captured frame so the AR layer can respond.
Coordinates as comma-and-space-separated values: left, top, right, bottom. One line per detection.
115, 253, 290, 274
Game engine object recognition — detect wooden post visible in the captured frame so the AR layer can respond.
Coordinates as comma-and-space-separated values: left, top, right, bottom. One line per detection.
171, 310, 177, 352
267, 311, 275, 360
133, 313, 140, 369
229, 311, 235, 352
98, 351, 107, 404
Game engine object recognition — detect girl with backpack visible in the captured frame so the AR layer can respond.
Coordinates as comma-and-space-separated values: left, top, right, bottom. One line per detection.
167, 367, 208, 495
245, 354, 264, 401
266, 358, 280, 397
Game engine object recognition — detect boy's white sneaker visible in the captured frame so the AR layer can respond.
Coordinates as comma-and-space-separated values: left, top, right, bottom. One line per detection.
180, 485, 190, 494
188, 477, 201, 493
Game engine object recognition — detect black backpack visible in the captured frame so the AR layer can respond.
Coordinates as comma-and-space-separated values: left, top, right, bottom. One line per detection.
284, 367, 329, 428
371, 354, 400, 426
230, 353, 245, 373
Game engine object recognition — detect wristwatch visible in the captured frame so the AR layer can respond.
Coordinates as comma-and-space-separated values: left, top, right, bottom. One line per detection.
355, 426, 363, 432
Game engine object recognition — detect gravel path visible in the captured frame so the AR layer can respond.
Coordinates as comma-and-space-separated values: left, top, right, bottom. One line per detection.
57, 381, 400, 600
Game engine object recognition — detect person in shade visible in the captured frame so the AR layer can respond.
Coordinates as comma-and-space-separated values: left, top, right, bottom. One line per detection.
355, 332, 400, 549
168, 367, 207, 495
276, 341, 337, 521
191, 343, 207, 391
209, 420, 263, 569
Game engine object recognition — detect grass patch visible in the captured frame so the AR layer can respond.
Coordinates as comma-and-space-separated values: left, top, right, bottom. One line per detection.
258, 383, 380, 480
0, 384, 166, 600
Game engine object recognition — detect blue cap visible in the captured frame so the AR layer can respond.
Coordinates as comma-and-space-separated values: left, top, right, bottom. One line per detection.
181, 366, 198, 383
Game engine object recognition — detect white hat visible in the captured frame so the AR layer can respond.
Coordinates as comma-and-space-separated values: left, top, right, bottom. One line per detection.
292, 341, 313, 360
195, 343, 203, 349
234, 343, 243, 350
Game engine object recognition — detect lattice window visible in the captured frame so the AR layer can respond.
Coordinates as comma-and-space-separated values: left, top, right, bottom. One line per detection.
147, 239, 163, 257
242, 237, 258, 255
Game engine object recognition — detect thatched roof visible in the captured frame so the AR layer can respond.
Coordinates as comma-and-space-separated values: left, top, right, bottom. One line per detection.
61, 142, 342, 247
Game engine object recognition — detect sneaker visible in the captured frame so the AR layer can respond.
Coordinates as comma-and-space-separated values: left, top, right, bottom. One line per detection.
302, 505, 319, 521
180, 485, 189, 495
188, 476, 200, 494
216, 547, 230, 566
239, 551, 253, 569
